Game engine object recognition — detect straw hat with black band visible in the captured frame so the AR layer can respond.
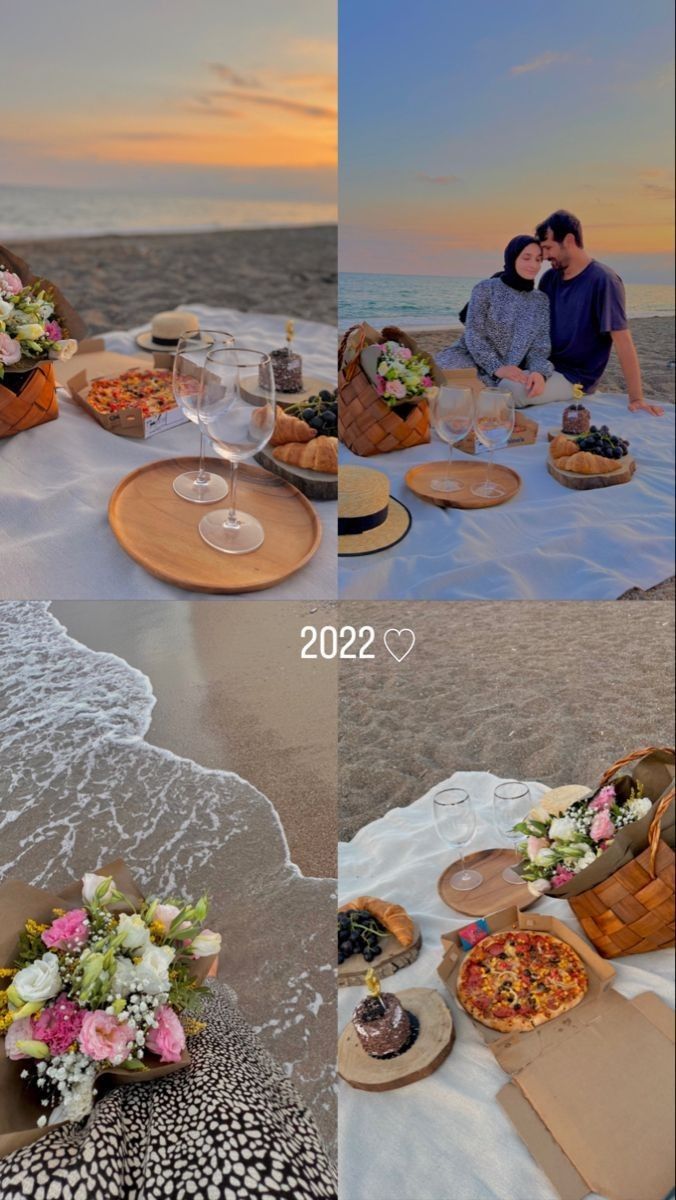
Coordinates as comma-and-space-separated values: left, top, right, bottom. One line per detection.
338, 466, 412, 556
136, 310, 200, 353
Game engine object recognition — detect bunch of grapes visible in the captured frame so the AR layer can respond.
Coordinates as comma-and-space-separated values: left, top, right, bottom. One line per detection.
575, 425, 629, 460
286, 389, 337, 437
337, 909, 387, 964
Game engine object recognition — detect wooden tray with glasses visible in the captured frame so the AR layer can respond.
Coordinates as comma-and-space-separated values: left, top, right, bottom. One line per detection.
108, 457, 321, 593
405, 461, 521, 509
438, 849, 538, 916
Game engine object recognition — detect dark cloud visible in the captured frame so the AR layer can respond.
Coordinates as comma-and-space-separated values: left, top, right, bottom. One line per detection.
201, 88, 335, 120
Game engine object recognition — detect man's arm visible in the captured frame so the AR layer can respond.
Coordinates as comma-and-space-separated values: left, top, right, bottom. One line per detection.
611, 329, 664, 416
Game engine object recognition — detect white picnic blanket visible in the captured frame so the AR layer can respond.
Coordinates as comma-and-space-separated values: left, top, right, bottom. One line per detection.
338, 396, 675, 599
0, 306, 336, 600
338, 771, 676, 1200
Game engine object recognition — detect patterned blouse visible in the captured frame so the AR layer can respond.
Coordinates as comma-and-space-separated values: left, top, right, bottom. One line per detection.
436, 277, 553, 385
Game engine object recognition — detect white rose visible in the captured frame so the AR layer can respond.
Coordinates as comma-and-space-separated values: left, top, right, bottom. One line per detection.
48, 338, 77, 361
15, 323, 45, 342
534, 848, 559, 867
0, 299, 14, 320
117, 913, 151, 952
139, 944, 175, 993
82, 872, 116, 905
190, 929, 221, 959
13, 953, 61, 1004
549, 817, 577, 842
627, 796, 652, 821
153, 904, 181, 934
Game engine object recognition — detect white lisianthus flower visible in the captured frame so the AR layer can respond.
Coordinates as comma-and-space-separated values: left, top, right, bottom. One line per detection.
534, 848, 559, 868
189, 929, 221, 958
153, 904, 181, 934
549, 816, 577, 842
35, 300, 54, 320
15, 323, 45, 342
82, 873, 115, 905
117, 913, 151, 952
567, 847, 597, 872
626, 796, 652, 821
139, 944, 175, 993
0, 298, 14, 320
13, 953, 62, 1005
377, 362, 390, 377
48, 338, 77, 361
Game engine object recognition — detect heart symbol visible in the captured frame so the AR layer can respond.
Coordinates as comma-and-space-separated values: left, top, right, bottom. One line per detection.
383, 628, 416, 662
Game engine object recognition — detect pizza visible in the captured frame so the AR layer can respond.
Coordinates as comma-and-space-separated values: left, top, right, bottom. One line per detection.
86, 369, 175, 418
457, 929, 588, 1032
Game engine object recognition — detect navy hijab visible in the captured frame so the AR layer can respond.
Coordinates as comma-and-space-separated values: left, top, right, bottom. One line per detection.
458, 235, 539, 324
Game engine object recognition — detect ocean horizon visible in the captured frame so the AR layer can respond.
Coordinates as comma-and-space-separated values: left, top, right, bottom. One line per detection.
340, 270, 676, 330
0, 183, 336, 242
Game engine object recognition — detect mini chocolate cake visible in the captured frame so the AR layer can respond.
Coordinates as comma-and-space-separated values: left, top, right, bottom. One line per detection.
260, 347, 303, 394
352, 993, 411, 1058
562, 403, 591, 435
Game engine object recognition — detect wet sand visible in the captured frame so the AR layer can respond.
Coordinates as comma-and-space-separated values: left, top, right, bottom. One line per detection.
8, 225, 337, 332
52, 600, 337, 879
339, 601, 675, 840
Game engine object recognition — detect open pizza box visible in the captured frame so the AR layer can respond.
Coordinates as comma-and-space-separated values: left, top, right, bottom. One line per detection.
55, 338, 188, 439
438, 906, 675, 1200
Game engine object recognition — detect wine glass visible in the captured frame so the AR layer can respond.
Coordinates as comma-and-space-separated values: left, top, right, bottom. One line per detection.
492, 781, 531, 884
471, 389, 515, 499
171, 330, 234, 503
432, 787, 483, 891
430, 387, 474, 492
196, 347, 276, 554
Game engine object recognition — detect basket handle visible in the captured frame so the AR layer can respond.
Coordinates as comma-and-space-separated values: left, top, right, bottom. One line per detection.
598, 745, 674, 788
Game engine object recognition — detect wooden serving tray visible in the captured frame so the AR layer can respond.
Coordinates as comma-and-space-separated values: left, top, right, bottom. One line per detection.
438, 849, 538, 916
338, 988, 454, 1092
405, 461, 521, 509
255, 445, 337, 502
108, 457, 321, 593
338, 925, 422, 988
240, 374, 335, 408
547, 453, 635, 490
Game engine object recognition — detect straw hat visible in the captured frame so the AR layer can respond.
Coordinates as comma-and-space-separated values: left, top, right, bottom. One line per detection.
136, 310, 200, 353
338, 466, 411, 556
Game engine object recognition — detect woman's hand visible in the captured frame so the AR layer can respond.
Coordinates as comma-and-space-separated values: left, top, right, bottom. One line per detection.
495, 365, 527, 383
525, 372, 546, 398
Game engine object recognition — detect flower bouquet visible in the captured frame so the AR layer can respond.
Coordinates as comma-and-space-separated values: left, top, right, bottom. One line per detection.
361, 341, 436, 410
0, 860, 220, 1157
0, 245, 84, 439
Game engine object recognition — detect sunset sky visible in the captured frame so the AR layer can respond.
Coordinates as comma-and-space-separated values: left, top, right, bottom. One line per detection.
2, 0, 336, 207
340, 0, 675, 282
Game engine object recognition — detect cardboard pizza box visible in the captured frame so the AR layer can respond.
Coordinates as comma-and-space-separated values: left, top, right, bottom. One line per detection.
58, 339, 188, 439
438, 907, 675, 1200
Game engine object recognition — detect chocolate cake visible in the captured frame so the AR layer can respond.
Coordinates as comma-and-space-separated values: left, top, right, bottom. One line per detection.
562, 403, 591, 435
352, 993, 411, 1057
260, 346, 303, 394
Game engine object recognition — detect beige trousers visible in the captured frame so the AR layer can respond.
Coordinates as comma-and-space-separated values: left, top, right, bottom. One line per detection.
497, 371, 576, 408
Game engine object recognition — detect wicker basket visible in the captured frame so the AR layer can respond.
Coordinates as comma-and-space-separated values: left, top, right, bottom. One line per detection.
338, 324, 432, 457
0, 362, 58, 439
570, 748, 675, 959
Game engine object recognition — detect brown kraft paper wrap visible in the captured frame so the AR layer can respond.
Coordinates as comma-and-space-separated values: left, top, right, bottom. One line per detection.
0, 859, 216, 1160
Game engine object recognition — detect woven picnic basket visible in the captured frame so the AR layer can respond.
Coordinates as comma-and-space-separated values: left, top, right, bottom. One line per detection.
338, 323, 432, 456
0, 362, 58, 439
569, 747, 675, 959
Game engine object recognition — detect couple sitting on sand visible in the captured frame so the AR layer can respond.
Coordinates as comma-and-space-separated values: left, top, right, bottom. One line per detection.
437, 209, 663, 417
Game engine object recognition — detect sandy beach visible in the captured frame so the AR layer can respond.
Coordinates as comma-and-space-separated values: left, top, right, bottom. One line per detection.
8, 225, 337, 333
413, 316, 675, 402
338, 601, 675, 840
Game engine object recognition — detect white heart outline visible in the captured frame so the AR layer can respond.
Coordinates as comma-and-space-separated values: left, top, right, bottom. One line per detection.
383, 628, 416, 663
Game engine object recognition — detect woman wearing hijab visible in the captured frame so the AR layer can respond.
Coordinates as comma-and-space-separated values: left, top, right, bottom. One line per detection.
436, 235, 573, 406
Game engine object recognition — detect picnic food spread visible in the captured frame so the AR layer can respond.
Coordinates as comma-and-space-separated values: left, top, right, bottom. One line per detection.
268, 399, 338, 474
339, 896, 416, 956
549, 432, 628, 475
456, 929, 589, 1031
352, 991, 412, 1057
86, 368, 175, 417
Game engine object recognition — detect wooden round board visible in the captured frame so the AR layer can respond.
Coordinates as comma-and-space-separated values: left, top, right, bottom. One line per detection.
254, 446, 337, 502
338, 988, 454, 1092
406, 461, 521, 509
438, 848, 538, 916
108, 457, 321, 593
547, 452, 635, 490
240, 374, 335, 408
338, 925, 422, 988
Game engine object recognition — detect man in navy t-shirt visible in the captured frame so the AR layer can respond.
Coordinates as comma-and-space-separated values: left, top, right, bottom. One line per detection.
535, 210, 663, 417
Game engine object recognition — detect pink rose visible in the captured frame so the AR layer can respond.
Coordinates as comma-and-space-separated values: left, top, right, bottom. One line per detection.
374, 373, 386, 395
79, 1011, 136, 1065
589, 786, 615, 812
44, 320, 63, 343
0, 332, 21, 367
551, 866, 576, 888
398, 347, 412, 360
421, 375, 433, 387
526, 835, 549, 861
386, 379, 407, 400
32, 995, 84, 1056
590, 810, 615, 842
4, 1016, 33, 1060
0, 270, 23, 296
145, 1005, 186, 1064
42, 909, 89, 952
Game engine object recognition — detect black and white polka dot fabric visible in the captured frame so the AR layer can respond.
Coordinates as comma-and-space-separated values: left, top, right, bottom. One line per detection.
0, 983, 337, 1199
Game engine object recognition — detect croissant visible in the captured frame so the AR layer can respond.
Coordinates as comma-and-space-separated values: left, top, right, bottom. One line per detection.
550, 434, 579, 460
273, 435, 338, 474
556, 451, 619, 475
339, 895, 415, 948
269, 406, 316, 446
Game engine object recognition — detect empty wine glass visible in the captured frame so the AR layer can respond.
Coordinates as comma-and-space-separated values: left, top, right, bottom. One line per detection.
430, 387, 474, 492
172, 330, 234, 503
433, 787, 483, 891
471, 388, 515, 499
492, 781, 531, 884
196, 347, 275, 554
